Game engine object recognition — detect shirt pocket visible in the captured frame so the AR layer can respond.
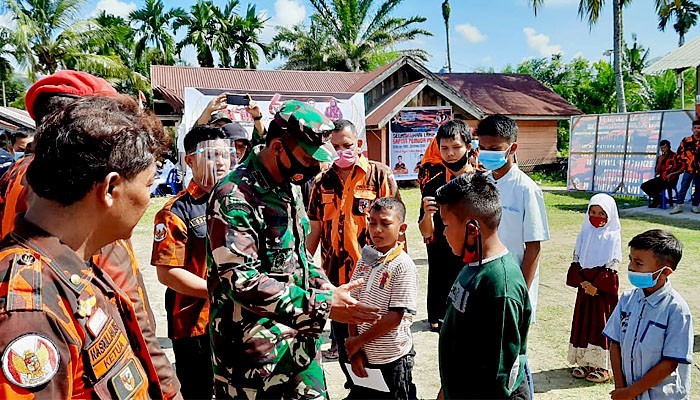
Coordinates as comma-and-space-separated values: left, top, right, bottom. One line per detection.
320, 190, 336, 221
352, 189, 377, 216
640, 320, 667, 354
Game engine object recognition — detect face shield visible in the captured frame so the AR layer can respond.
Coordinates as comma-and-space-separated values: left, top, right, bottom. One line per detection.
187, 138, 236, 190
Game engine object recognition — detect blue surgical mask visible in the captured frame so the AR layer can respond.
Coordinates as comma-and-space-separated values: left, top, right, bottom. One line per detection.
13, 151, 24, 161
471, 139, 479, 149
628, 267, 669, 289
479, 146, 511, 171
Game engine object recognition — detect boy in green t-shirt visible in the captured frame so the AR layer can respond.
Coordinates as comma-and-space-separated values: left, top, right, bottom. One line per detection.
435, 173, 532, 399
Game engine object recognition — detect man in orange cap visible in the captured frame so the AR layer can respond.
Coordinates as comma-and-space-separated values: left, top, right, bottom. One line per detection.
0, 70, 182, 399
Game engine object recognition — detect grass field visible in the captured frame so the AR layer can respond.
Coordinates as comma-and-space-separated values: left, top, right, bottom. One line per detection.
134, 187, 700, 399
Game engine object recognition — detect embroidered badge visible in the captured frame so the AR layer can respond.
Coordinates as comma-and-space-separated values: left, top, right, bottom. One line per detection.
77, 296, 96, 318
379, 272, 390, 289
110, 359, 144, 399
88, 319, 130, 380
2, 334, 60, 388
356, 198, 371, 214
153, 223, 167, 242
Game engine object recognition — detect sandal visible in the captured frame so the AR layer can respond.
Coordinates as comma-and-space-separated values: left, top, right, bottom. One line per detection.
323, 348, 339, 360
586, 368, 610, 383
571, 366, 590, 379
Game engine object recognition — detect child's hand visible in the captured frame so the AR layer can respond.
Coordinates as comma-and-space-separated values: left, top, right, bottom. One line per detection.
350, 352, 368, 378
581, 281, 598, 296
422, 196, 438, 215
610, 388, 634, 400
345, 335, 363, 358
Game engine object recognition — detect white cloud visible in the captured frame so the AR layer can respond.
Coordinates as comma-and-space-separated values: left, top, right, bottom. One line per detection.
90, 0, 137, 18
455, 23, 487, 44
481, 56, 493, 64
523, 27, 563, 56
0, 13, 16, 30
261, 0, 307, 42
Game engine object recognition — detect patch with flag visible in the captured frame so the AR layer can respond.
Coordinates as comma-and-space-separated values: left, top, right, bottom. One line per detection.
2, 334, 60, 388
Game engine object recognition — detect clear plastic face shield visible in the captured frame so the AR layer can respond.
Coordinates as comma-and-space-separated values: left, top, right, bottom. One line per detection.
187, 138, 236, 190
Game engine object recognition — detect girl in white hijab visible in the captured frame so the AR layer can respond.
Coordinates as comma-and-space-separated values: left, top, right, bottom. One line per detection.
566, 193, 621, 383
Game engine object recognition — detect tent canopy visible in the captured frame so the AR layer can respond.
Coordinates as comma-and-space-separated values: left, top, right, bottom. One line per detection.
644, 35, 700, 74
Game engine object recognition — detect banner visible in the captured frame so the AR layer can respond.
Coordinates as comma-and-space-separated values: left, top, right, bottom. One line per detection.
389, 107, 452, 180
182, 88, 366, 153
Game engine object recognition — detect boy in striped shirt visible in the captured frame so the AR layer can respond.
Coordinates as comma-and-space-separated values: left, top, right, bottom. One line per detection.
344, 197, 418, 400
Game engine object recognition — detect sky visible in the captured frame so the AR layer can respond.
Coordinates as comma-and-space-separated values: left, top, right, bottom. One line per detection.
1, 0, 696, 73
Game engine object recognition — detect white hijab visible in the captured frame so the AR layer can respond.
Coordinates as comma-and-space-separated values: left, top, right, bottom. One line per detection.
573, 193, 622, 270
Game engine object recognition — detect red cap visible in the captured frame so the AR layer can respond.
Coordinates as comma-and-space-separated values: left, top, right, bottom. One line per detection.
25, 70, 118, 120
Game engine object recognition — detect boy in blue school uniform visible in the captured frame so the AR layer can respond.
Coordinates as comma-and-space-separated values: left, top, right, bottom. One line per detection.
603, 229, 693, 400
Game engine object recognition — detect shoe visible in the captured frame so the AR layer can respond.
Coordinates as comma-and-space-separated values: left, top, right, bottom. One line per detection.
323, 346, 339, 360
692, 206, 700, 213
670, 205, 683, 214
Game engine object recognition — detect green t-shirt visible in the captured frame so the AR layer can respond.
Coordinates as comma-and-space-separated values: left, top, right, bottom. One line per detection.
439, 251, 532, 399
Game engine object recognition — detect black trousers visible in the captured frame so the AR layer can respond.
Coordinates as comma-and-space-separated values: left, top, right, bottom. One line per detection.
173, 334, 214, 400
347, 349, 417, 400
640, 177, 677, 205
426, 242, 463, 324
331, 320, 354, 388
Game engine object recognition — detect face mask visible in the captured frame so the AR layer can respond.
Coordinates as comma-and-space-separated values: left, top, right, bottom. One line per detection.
628, 267, 669, 289
462, 219, 482, 265
361, 243, 399, 266
444, 153, 469, 173
471, 139, 479, 149
334, 149, 357, 169
479, 146, 511, 171
13, 151, 24, 161
589, 216, 607, 228
276, 141, 321, 184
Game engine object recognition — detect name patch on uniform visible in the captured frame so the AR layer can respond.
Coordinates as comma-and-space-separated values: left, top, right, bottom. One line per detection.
154, 223, 167, 242
88, 319, 130, 379
87, 308, 109, 337
188, 215, 206, 229
110, 359, 145, 399
2, 334, 60, 388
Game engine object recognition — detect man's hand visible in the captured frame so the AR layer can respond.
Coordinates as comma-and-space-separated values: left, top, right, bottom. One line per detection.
422, 196, 438, 215
245, 94, 262, 119
320, 282, 336, 291
350, 352, 368, 378
581, 281, 598, 296
330, 280, 381, 324
610, 388, 634, 400
207, 93, 227, 114
345, 335, 363, 358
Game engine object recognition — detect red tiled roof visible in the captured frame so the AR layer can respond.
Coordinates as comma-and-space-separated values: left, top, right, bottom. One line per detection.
438, 73, 582, 117
366, 80, 426, 127
151, 65, 365, 96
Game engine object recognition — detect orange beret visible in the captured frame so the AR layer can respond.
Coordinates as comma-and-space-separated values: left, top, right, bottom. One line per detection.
25, 70, 117, 120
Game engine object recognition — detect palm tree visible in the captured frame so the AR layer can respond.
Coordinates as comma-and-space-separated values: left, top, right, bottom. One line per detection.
442, 0, 452, 73
271, 16, 346, 70
129, 0, 185, 65
531, 0, 631, 113
226, 4, 269, 69
657, 0, 700, 46
0, 28, 14, 81
307, 0, 432, 72
4, 0, 130, 81
173, 0, 226, 68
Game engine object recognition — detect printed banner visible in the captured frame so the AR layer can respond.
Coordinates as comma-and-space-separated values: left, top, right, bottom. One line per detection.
389, 107, 452, 181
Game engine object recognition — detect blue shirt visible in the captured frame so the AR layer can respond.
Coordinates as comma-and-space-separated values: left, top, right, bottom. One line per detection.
603, 281, 693, 399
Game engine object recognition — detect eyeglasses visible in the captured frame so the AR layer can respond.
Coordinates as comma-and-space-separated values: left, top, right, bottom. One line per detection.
188, 147, 236, 158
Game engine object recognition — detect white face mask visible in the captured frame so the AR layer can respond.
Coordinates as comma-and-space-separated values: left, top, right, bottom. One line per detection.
361, 243, 399, 266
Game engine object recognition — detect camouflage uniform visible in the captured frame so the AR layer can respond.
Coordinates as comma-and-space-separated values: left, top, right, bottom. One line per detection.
207, 101, 336, 399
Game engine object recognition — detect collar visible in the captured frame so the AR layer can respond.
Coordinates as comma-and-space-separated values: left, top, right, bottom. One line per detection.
638, 280, 673, 308
466, 248, 510, 267
186, 180, 209, 200
11, 215, 96, 294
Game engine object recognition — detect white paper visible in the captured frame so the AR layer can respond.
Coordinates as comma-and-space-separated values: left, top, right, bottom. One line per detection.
344, 363, 391, 392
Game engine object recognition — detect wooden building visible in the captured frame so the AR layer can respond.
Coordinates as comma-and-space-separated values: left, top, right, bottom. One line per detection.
152, 56, 581, 166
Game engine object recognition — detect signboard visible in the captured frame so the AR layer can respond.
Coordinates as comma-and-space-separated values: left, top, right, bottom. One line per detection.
182, 88, 366, 154
568, 110, 696, 196
389, 107, 452, 180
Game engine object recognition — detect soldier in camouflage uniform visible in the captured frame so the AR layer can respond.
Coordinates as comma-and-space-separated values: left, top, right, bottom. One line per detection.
207, 100, 380, 399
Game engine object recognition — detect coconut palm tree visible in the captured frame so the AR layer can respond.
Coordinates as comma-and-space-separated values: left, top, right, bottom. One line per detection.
657, 0, 700, 46
531, 0, 632, 112
129, 0, 185, 65
4, 0, 131, 81
225, 4, 269, 69
442, 0, 452, 73
271, 15, 346, 71
307, 0, 432, 72
173, 0, 237, 68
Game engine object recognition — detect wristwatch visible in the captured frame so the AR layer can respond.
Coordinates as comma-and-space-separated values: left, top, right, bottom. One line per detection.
253, 116, 262, 121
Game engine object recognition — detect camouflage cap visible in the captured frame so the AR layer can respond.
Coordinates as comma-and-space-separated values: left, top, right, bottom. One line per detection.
209, 111, 232, 124
274, 100, 337, 162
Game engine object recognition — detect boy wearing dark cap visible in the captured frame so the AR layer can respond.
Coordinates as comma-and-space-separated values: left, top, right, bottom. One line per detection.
435, 173, 531, 399
207, 100, 381, 399
221, 121, 253, 162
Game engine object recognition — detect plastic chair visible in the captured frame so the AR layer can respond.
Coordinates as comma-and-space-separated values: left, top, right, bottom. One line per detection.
165, 168, 180, 195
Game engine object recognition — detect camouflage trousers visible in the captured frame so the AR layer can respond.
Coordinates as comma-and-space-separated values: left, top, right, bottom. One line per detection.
213, 337, 328, 400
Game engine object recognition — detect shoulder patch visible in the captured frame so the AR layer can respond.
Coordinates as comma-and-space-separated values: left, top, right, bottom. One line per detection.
2, 334, 60, 388
154, 223, 167, 242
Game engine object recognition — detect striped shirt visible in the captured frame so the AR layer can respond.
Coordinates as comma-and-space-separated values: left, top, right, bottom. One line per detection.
351, 246, 418, 364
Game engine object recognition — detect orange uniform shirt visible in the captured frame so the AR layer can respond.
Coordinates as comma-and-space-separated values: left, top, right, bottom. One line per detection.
0, 218, 163, 399
0, 154, 181, 398
676, 135, 700, 174
307, 155, 399, 285
151, 182, 209, 340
